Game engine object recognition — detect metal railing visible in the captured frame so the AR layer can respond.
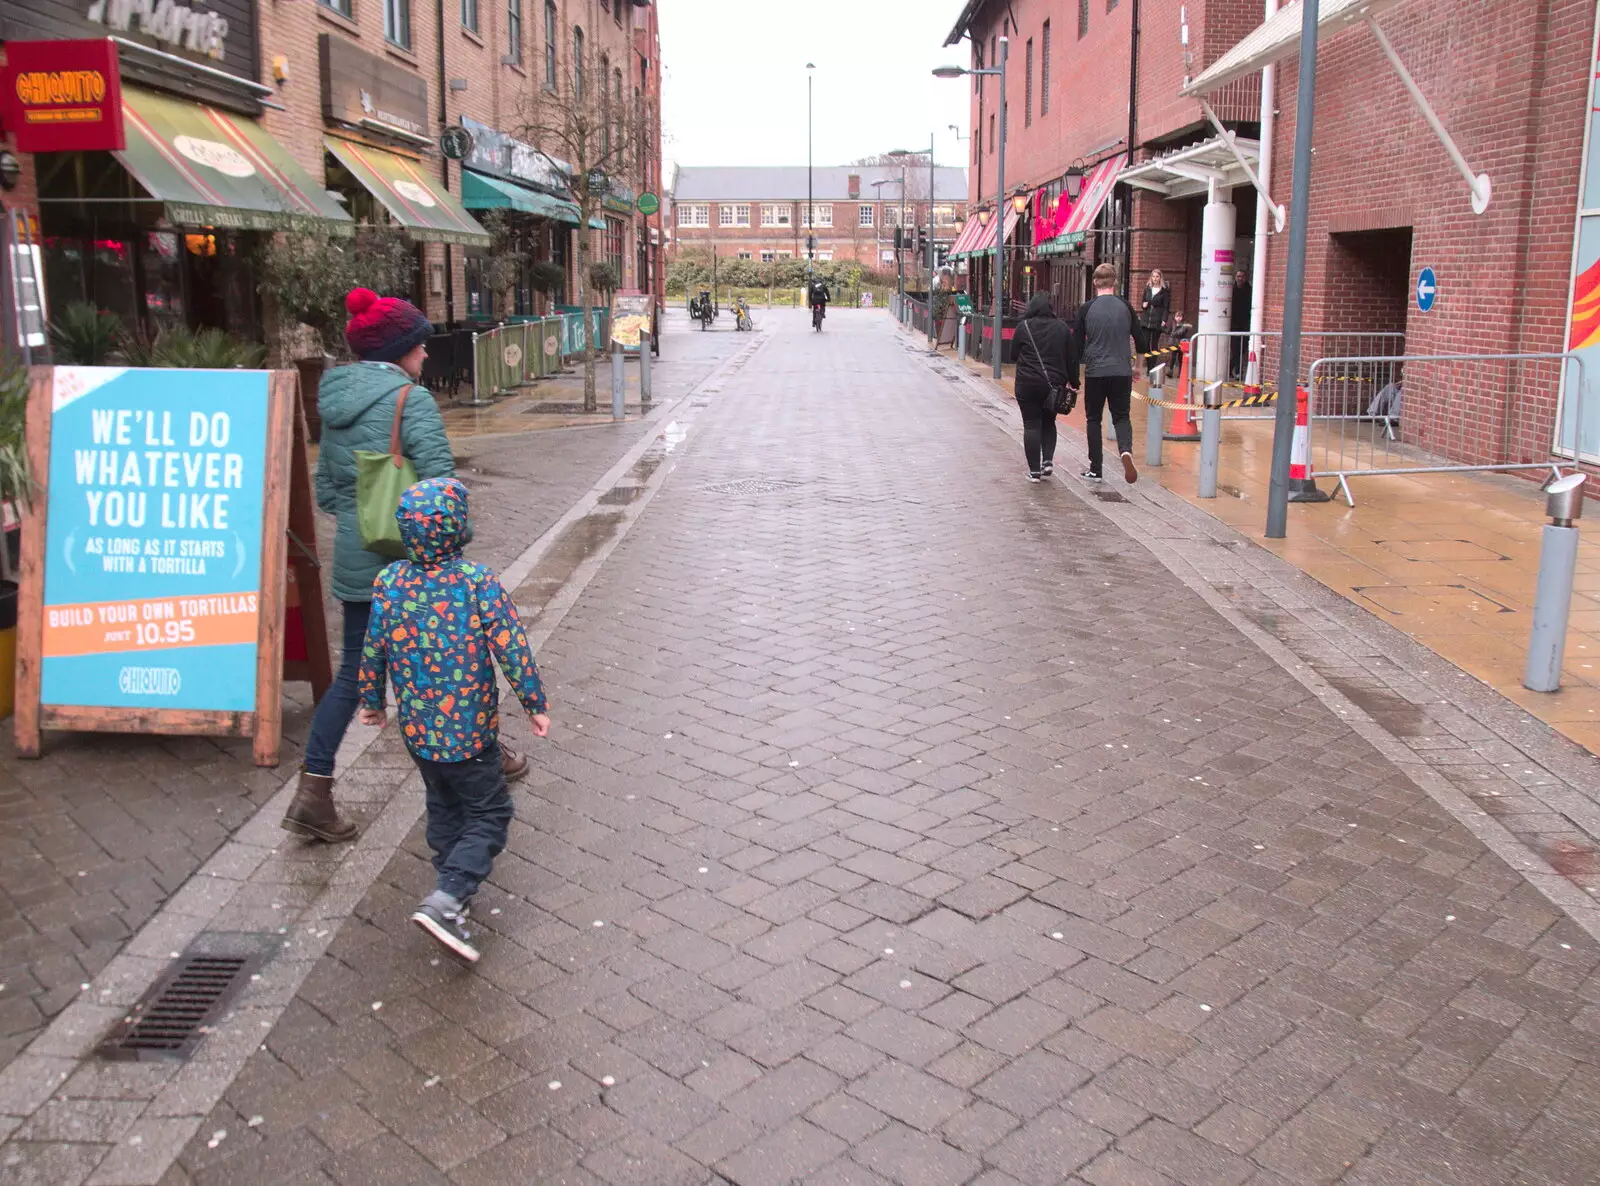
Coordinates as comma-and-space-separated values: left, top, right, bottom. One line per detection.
1185, 331, 1406, 421
1306, 352, 1589, 505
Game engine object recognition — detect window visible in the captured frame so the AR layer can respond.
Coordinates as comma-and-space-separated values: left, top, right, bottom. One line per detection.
718, 205, 735, 227
462, 0, 478, 34
604, 216, 624, 275
883, 205, 900, 227
1041, 22, 1051, 115
989, 113, 995, 154
816, 251, 834, 262
507, 0, 521, 63
319, 0, 353, 16
733, 204, 750, 226
544, 1, 558, 89
600, 55, 611, 154
677, 204, 709, 227
569, 26, 582, 100
760, 204, 791, 227
760, 250, 776, 263
801, 203, 832, 228
777, 250, 792, 258
384, 0, 411, 49
614, 0, 624, 24
1025, 39, 1033, 127
614, 67, 623, 153
1079, 0, 1089, 38
858, 205, 874, 227
737, 251, 752, 260
935, 205, 957, 225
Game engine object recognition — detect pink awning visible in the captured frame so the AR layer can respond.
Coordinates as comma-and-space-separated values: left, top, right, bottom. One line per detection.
1042, 154, 1127, 252
964, 207, 1020, 258
949, 214, 986, 257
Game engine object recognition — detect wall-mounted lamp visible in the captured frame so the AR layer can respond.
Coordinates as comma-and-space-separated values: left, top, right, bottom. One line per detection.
1064, 158, 1086, 201
271, 54, 289, 84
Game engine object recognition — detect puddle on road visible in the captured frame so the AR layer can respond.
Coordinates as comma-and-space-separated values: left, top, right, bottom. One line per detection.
515, 511, 625, 622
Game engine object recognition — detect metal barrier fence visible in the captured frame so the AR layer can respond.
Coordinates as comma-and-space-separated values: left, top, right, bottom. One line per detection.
1306, 352, 1589, 506
1186, 331, 1406, 420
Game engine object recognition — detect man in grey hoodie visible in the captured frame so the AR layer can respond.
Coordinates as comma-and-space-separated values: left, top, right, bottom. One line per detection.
1072, 263, 1147, 484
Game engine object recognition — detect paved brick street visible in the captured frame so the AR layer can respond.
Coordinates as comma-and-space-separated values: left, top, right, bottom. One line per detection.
8, 310, 1600, 1185
0, 324, 743, 1069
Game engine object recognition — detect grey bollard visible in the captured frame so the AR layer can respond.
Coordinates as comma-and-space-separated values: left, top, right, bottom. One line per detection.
1145, 365, 1166, 467
611, 347, 625, 422
957, 317, 965, 359
1524, 474, 1588, 692
640, 334, 652, 408
1198, 383, 1223, 499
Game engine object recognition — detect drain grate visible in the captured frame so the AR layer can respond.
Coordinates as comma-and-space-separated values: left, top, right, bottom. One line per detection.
705, 478, 806, 495
98, 941, 266, 1062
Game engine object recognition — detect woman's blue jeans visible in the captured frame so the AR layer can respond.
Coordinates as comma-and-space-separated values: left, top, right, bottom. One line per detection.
302, 599, 372, 777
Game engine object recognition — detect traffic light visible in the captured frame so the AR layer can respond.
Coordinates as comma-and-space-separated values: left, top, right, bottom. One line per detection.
893, 227, 904, 250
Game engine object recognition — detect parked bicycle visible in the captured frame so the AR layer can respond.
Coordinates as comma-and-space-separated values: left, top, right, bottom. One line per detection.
688, 289, 717, 330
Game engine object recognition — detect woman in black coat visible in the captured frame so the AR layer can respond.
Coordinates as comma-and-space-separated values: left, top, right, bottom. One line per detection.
1013, 292, 1079, 481
1140, 269, 1171, 353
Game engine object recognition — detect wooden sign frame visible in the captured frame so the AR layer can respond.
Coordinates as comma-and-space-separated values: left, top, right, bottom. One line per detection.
13, 366, 319, 767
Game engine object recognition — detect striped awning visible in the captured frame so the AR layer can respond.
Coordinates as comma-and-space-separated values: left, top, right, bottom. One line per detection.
948, 215, 986, 259
109, 88, 353, 234
326, 137, 490, 247
1037, 154, 1126, 256
956, 208, 1020, 261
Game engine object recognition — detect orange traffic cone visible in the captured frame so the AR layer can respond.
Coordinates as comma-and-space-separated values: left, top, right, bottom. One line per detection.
1287, 385, 1330, 503
1244, 350, 1260, 399
1164, 340, 1200, 442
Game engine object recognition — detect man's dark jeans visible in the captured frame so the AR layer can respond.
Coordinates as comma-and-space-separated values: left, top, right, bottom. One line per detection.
1084, 375, 1134, 476
416, 743, 514, 903
303, 599, 372, 777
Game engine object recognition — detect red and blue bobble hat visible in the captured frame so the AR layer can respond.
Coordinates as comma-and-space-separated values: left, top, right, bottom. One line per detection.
343, 287, 433, 363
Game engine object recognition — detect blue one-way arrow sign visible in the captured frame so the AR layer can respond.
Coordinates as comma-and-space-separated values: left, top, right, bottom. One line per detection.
1416, 267, 1437, 313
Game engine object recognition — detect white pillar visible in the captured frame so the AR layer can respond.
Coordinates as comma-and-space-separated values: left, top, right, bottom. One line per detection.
1249, 0, 1279, 386
1194, 185, 1237, 385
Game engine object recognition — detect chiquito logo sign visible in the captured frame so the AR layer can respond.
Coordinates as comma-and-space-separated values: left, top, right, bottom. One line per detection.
0, 38, 126, 153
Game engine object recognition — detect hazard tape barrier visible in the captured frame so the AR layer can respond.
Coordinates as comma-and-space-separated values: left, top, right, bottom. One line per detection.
1135, 389, 1278, 412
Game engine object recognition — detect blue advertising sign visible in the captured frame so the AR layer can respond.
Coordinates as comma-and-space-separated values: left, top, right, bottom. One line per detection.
1416, 267, 1437, 313
39, 367, 271, 712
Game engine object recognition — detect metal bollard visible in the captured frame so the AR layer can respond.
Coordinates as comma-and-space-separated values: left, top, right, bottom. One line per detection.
957, 317, 966, 359
1145, 365, 1166, 467
610, 346, 625, 422
640, 334, 652, 408
1198, 382, 1223, 499
1524, 475, 1588, 692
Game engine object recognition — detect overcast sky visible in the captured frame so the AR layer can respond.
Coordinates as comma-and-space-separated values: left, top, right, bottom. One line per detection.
658, 1, 973, 188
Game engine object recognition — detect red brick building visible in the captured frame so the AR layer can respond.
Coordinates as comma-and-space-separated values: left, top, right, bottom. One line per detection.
944, 0, 1600, 468
669, 166, 968, 275
0, 0, 664, 353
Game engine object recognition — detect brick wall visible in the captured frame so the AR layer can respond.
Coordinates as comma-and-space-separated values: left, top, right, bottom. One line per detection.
671, 198, 965, 270
257, 0, 659, 324
1263, 0, 1592, 468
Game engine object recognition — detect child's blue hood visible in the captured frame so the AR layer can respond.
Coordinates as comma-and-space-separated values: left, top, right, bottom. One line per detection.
397, 477, 469, 566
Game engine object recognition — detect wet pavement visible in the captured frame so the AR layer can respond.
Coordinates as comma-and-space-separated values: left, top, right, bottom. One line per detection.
9, 309, 1600, 1185
0, 320, 745, 1070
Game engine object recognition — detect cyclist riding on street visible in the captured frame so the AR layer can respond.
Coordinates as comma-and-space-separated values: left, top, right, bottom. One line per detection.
809, 277, 831, 331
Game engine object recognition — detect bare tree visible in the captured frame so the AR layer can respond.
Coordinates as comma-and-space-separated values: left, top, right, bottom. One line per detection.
514, 35, 637, 412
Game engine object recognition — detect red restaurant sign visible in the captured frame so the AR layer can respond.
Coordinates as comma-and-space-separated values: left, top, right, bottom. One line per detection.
1, 39, 125, 154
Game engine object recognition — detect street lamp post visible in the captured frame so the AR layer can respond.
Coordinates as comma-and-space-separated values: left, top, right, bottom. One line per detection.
870, 177, 906, 302
806, 63, 815, 276
935, 38, 1007, 380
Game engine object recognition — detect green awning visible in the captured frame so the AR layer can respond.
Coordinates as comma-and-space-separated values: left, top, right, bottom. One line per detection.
325, 137, 490, 247
461, 170, 583, 224
115, 88, 353, 234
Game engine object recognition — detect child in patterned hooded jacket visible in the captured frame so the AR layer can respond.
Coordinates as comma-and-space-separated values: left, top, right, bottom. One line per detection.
357, 477, 550, 962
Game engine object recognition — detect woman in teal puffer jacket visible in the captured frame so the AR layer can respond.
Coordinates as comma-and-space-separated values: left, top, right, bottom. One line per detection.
282, 288, 523, 843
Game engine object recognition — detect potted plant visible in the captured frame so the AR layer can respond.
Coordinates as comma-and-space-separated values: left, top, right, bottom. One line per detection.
257, 227, 414, 439
0, 354, 30, 720
49, 302, 121, 364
